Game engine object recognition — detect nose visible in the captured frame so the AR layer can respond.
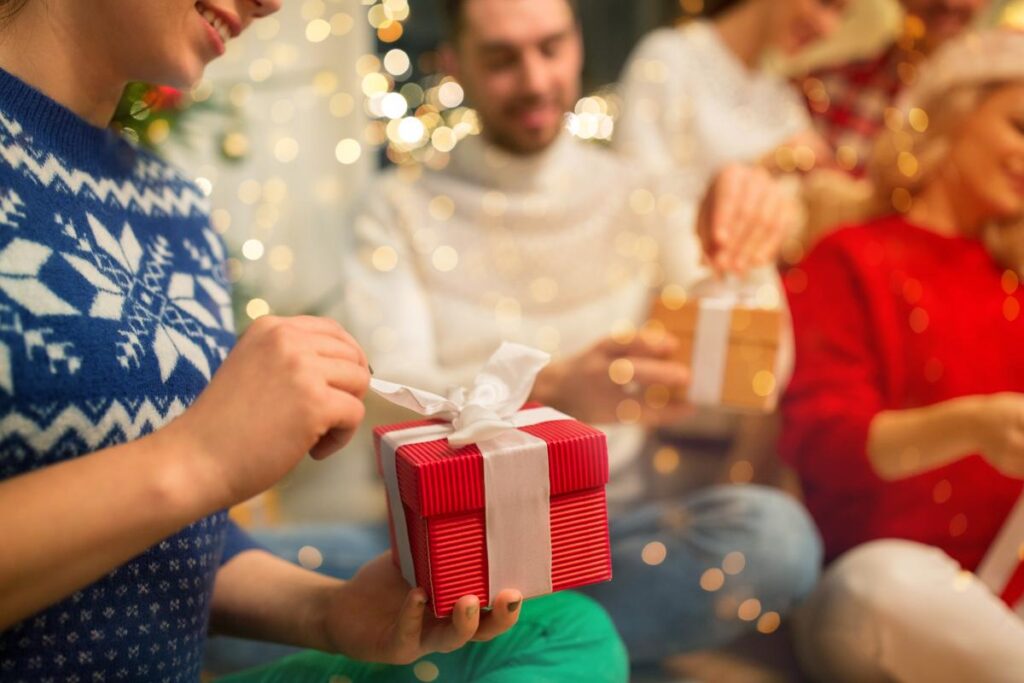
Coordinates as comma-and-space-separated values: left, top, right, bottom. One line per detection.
518, 50, 550, 95
239, 0, 282, 29
234, 0, 282, 33
251, 0, 283, 17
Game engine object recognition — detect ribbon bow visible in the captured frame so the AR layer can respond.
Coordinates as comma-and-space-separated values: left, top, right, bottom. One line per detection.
370, 342, 551, 446
369, 342, 560, 604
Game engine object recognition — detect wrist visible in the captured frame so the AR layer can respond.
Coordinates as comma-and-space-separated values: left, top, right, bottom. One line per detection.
154, 412, 236, 515
941, 395, 989, 453
313, 578, 351, 654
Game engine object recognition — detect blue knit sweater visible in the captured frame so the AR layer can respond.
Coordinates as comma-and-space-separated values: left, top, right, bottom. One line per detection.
0, 68, 259, 682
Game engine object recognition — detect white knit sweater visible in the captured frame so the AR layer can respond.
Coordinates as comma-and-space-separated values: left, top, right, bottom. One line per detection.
615, 22, 811, 187
340, 133, 784, 504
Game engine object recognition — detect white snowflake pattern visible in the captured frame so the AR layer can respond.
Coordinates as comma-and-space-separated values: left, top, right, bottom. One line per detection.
182, 229, 234, 333
0, 303, 82, 394
0, 187, 25, 228
0, 236, 80, 394
58, 213, 227, 382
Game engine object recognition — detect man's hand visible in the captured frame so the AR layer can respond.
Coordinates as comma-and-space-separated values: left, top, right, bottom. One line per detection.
321, 554, 523, 665
696, 164, 799, 276
531, 332, 693, 427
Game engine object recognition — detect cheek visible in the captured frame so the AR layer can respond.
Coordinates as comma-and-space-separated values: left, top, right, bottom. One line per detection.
474, 75, 517, 109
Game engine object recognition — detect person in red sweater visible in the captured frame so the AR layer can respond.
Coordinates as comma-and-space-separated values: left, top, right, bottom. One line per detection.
782, 29, 1024, 682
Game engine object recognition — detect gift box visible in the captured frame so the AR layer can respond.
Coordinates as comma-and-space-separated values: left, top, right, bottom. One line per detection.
647, 284, 783, 412
370, 344, 613, 618
976, 495, 1024, 617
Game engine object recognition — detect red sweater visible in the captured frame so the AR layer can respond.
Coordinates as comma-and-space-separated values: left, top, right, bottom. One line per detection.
781, 215, 1024, 568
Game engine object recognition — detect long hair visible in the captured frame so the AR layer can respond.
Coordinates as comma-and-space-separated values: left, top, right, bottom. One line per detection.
801, 85, 988, 243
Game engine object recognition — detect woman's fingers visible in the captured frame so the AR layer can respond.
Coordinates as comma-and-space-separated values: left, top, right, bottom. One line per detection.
472, 590, 523, 642
308, 390, 366, 459
309, 427, 355, 460
391, 588, 428, 661
426, 595, 480, 654
287, 316, 369, 368
313, 356, 371, 397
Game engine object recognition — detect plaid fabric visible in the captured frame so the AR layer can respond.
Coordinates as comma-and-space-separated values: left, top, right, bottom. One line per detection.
799, 43, 921, 177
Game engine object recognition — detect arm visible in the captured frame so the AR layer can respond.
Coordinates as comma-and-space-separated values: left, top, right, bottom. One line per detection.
0, 316, 369, 630
780, 238, 889, 494
210, 549, 522, 664
866, 398, 985, 480
0, 423, 225, 630
870, 393, 1024, 480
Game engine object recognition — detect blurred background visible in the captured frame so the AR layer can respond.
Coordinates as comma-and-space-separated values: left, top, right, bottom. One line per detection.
124, 0, 1023, 524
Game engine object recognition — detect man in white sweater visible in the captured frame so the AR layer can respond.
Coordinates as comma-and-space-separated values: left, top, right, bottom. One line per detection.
343, 0, 822, 670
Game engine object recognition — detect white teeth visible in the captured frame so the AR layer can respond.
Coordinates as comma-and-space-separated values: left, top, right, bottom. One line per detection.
199, 6, 231, 43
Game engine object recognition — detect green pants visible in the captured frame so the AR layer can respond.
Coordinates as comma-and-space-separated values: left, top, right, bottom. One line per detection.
218, 591, 628, 683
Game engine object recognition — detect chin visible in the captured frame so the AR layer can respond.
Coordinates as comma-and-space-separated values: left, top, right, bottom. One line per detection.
143, 55, 207, 90
522, 131, 561, 153
168, 63, 206, 89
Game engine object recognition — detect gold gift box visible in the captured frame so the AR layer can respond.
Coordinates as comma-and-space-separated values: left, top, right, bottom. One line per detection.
647, 288, 783, 412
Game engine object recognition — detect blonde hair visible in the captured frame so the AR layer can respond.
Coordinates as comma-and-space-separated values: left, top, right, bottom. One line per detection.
869, 84, 991, 207
801, 30, 1024, 266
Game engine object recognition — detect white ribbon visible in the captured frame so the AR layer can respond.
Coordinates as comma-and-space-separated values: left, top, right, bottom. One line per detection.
976, 494, 1024, 617
372, 343, 561, 604
686, 277, 763, 406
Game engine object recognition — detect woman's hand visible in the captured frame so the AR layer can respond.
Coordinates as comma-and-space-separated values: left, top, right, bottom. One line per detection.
530, 333, 693, 427
170, 315, 371, 506
696, 164, 800, 276
974, 393, 1024, 478
320, 554, 522, 665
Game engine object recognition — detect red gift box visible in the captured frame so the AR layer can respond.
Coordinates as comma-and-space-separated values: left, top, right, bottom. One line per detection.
373, 404, 613, 618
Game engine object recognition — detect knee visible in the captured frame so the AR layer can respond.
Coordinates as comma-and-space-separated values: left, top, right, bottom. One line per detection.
693, 485, 823, 604
795, 540, 945, 682
819, 539, 949, 616
520, 592, 629, 681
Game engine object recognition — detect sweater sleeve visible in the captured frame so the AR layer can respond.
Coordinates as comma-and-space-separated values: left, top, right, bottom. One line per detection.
342, 179, 482, 395
780, 236, 887, 497
220, 520, 264, 565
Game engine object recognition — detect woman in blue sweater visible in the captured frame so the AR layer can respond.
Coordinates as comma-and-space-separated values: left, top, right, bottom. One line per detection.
0, 1, 625, 681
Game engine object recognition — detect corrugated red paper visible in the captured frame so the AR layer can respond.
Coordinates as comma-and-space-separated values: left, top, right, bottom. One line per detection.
374, 406, 613, 617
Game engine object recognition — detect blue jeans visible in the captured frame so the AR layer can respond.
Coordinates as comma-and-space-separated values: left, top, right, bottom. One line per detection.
203, 485, 821, 673
583, 484, 822, 664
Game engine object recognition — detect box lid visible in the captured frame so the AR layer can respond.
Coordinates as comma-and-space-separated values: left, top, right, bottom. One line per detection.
373, 405, 609, 518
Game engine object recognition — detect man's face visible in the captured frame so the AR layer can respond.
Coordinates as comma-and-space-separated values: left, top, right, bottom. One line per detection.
899, 0, 990, 48
443, 0, 583, 155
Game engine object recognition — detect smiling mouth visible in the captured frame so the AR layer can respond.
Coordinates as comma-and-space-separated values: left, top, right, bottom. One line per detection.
195, 1, 232, 46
